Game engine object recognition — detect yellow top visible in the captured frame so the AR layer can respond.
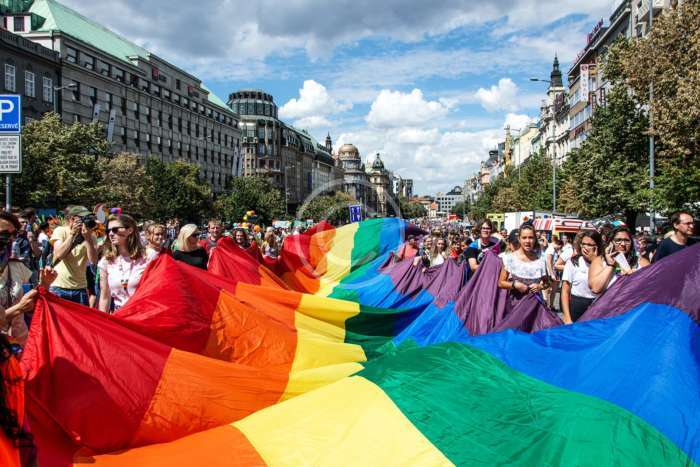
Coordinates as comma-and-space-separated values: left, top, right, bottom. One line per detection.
50, 225, 89, 290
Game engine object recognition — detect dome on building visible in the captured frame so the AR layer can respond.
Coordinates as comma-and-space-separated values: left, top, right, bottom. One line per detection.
371, 153, 385, 171
338, 143, 360, 160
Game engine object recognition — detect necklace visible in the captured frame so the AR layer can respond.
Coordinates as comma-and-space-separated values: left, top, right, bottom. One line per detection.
117, 256, 133, 294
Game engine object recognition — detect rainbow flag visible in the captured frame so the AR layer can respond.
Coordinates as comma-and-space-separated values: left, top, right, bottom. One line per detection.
73, 243, 700, 465
20, 218, 700, 465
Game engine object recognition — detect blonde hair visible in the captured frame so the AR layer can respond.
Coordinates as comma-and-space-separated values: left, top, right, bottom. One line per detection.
177, 224, 200, 252
103, 214, 144, 262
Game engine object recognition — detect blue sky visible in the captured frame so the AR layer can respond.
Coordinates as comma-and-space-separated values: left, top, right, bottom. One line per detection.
65, 0, 622, 195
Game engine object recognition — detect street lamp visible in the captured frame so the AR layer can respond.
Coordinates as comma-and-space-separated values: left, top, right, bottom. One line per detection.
529, 78, 551, 84
53, 83, 77, 115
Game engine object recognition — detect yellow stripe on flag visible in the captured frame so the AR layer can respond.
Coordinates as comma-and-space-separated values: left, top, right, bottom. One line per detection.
236, 376, 453, 466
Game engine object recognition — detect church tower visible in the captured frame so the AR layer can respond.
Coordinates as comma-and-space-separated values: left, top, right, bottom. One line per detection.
325, 133, 333, 153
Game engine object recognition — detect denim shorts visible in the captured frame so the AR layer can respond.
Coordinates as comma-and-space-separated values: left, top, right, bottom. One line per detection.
49, 286, 89, 306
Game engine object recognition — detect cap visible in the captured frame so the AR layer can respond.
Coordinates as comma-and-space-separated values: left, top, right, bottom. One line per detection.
64, 206, 91, 218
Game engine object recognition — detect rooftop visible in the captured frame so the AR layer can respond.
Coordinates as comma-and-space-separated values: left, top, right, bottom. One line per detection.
20, 0, 229, 111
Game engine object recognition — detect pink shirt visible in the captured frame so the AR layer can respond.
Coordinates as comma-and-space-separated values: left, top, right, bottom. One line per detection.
97, 252, 156, 310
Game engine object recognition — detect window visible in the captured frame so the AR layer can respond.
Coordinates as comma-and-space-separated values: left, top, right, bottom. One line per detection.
173, 93, 180, 104
175, 79, 181, 90
66, 47, 78, 64
4, 64, 15, 91
152, 84, 160, 97
89, 86, 97, 104
24, 71, 35, 97
82, 54, 94, 70
97, 60, 110, 76
42, 76, 53, 102
106, 92, 113, 110
113, 67, 125, 82
13, 16, 24, 32
163, 88, 170, 100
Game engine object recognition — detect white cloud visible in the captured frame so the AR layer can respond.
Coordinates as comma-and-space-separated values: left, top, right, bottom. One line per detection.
294, 116, 333, 129
475, 78, 520, 112
504, 113, 535, 130
366, 89, 449, 129
280, 80, 351, 119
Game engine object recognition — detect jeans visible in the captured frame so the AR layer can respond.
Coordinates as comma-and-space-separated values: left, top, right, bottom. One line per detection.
49, 286, 89, 306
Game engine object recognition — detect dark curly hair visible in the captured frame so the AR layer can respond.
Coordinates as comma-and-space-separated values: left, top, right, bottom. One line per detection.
0, 334, 32, 448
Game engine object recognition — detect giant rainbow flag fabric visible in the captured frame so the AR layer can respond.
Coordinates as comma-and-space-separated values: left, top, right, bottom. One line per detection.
17, 219, 700, 466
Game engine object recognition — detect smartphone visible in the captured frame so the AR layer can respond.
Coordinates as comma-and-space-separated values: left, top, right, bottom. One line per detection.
614, 253, 631, 272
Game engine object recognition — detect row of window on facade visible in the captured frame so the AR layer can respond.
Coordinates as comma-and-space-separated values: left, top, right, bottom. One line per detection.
228, 101, 278, 119
64, 46, 236, 126
4, 63, 54, 101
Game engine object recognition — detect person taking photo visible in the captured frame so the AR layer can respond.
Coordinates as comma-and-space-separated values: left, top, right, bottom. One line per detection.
49, 206, 97, 305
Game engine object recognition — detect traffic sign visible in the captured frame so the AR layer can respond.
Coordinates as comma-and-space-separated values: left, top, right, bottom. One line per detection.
0, 95, 21, 133
349, 204, 362, 223
0, 134, 21, 173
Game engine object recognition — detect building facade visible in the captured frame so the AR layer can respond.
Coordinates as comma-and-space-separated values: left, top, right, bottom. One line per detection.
538, 56, 570, 164
2, 0, 242, 192
435, 186, 464, 216
227, 89, 341, 210
0, 25, 59, 123
335, 143, 370, 207
366, 153, 394, 217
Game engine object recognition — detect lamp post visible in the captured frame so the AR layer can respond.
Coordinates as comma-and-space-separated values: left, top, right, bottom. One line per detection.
53, 83, 77, 115
530, 77, 556, 215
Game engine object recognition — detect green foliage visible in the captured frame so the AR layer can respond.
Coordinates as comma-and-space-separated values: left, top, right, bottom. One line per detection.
214, 176, 284, 225
398, 197, 427, 219
97, 153, 154, 218
604, 2, 700, 214
298, 192, 356, 224
557, 87, 649, 226
450, 201, 468, 215
10, 113, 109, 209
145, 158, 213, 223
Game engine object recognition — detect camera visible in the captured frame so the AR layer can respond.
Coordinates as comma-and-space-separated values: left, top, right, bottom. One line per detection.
81, 214, 97, 230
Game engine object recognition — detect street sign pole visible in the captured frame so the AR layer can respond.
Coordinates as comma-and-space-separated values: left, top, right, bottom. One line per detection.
5, 175, 10, 212
0, 94, 22, 210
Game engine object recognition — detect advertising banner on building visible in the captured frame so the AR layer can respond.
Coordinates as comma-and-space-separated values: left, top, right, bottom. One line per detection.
106, 109, 116, 142
580, 65, 589, 103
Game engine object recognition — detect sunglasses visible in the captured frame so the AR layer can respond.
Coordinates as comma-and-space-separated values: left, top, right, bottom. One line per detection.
107, 227, 125, 234
613, 238, 631, 244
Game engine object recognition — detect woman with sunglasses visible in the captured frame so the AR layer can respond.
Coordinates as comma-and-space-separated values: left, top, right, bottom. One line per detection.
0, 213, 57, 346
589, 226, 649, 294
98, 214, 154, 313
172, 224, 208, 270
561, 230, 602, 324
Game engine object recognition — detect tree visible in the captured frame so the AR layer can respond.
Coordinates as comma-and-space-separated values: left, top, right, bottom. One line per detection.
214, 176, 284, 225
605, 2, 700, 214
450, 201, 468, 216
298, 192, 356, 224
557, 86, 649, 226
97, 153, 155, 218
398, 197, 427, 219
9, 113, 109, 209
145, 158, 212, 222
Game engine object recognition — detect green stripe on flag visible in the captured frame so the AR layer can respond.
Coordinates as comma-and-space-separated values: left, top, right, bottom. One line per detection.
359, 341, 694, 466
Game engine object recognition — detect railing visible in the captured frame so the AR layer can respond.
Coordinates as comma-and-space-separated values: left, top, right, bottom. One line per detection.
0, 28, 59, 61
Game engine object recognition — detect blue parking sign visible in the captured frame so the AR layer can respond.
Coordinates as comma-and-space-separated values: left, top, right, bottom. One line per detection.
349, 204, 362, 223
0, 95, 21, 133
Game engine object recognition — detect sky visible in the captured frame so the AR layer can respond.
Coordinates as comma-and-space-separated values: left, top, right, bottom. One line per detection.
63, 0, 622, 195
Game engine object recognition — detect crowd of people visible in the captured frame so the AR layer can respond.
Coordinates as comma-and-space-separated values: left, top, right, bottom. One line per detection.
0, 204, 696, 464
399, 211, 696, 324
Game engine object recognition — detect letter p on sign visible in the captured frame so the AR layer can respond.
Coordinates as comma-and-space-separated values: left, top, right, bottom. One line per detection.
0, 99, 14, 121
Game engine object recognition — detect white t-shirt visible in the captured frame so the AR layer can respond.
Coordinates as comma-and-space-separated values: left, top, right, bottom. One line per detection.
0, 261, 32, 345
559, 244, 574, 263
562, 257, 597, 299
502, 253, 547, 285
430, 253, 446, 267
98, 253, 155, 310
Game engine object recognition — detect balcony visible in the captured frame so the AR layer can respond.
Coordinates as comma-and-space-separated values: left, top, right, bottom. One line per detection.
636, 0, 665, 24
